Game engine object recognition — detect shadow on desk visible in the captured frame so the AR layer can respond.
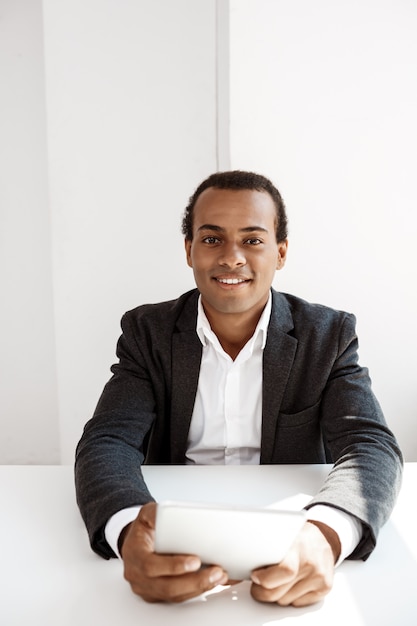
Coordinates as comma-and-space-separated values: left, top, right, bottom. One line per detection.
338, 520, 417, 626
67, 573, 324, 626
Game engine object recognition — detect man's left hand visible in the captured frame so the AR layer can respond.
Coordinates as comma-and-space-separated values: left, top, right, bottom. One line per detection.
250, 520, 340, 607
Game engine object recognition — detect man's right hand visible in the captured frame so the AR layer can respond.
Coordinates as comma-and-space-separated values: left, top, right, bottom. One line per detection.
120, 502, 229, 603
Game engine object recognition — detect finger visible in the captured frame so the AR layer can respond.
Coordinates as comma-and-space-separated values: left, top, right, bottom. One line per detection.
288, 590, 328, 607
121, 503, 157, 558
251, 563, 333, 606
138, 501, 157, 528
276, 569, 333, 606
250, 566, 298, 604
251, 579, 325, 606
251, 578, 294, 604
251, 550, 299, 589
171, 566, 229, 603
139, 551, 202, 579
134, 565, 229, 603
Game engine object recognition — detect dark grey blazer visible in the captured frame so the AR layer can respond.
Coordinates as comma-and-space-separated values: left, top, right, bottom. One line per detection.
75, 289, 402, 561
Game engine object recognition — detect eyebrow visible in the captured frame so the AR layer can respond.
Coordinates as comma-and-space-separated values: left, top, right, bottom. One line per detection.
196, 224, 269, 234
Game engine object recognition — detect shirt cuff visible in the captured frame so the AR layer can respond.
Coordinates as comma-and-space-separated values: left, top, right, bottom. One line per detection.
306, 504, 362, 566
104, 506, 141, 558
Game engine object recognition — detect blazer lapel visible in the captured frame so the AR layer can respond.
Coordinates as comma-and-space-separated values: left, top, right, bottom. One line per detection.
261, 291, 298, 463
170, 294, 202, 463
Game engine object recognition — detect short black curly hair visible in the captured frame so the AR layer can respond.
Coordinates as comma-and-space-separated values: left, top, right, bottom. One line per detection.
181, 170, 288, 242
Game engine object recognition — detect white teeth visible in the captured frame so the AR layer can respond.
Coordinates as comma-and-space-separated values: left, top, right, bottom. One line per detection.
218, 278, 246, 284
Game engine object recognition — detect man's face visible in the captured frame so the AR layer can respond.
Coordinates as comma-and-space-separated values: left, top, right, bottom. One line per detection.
185, 187, 288, 320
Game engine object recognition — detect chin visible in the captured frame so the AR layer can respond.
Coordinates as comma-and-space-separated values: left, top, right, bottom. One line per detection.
212, 300, 254, 315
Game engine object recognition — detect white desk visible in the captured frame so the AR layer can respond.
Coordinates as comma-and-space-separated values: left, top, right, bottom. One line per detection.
1, 463, 415, 626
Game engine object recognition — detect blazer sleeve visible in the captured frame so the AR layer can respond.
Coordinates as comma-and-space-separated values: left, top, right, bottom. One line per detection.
75, 311, 159, 559
305, 312, 403, 561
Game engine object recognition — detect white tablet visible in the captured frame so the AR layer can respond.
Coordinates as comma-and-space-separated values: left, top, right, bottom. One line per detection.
154, 500, 306, 580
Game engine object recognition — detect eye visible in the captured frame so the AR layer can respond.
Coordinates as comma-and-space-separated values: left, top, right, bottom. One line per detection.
245, 238, 262, 245
202, 236, 221, 244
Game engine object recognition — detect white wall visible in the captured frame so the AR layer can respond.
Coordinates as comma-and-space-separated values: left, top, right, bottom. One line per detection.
229, 0, 417, 460
1, 0, 416, 464
1, 0, 218, 464
42, 0, 219, 463
0, 0, 60, 463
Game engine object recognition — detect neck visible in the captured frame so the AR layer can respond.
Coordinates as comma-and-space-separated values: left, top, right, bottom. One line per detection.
202, 304, 265, 360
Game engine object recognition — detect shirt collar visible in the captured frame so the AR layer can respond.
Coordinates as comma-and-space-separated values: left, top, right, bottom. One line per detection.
196, 291, 272, 351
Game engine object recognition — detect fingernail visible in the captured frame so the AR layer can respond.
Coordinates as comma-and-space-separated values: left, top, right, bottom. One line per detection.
251, 573, 260, 584
209, 568, 227, 584
184, 557, 201, 572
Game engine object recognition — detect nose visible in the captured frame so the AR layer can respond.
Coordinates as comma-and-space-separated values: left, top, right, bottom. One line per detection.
218, 242, 246, 268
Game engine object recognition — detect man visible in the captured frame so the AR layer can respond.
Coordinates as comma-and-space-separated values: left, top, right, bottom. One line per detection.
75, 170, 402, 606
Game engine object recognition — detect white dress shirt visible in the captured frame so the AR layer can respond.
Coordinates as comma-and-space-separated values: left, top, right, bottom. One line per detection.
185, 294, 270, 465
105, 294, 361, 563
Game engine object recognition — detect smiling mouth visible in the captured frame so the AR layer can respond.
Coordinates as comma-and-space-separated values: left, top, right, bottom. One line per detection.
215, 277, 250, 285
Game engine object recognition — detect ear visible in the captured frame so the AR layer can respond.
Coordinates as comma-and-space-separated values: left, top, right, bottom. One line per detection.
184, 238, 193, 268
276, 239, 288, 270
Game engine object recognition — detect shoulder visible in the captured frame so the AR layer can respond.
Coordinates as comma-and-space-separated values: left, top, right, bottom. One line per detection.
271, 290, 356, 337
121, 289, 199, 335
